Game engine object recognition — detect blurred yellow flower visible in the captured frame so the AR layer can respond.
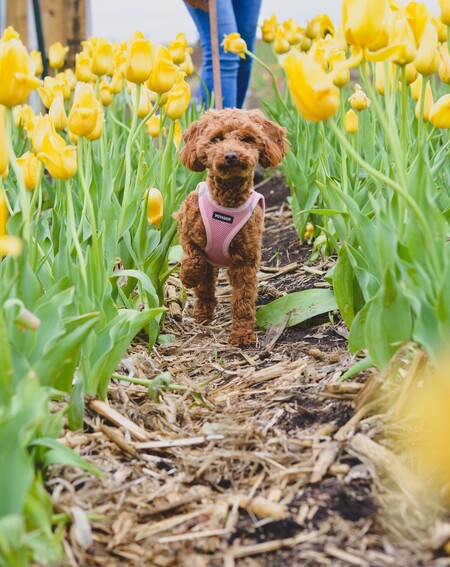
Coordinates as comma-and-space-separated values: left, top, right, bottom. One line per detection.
273, 27, 290, 55
403, 62, 418, 85
0, 190, 22, 257
99, 80, 114, 106
29, 49, 43, 75
165, 80, 190, 120
415, 80, 433, 121
146, 114, 161, 137
76, 51, 93, 82
388, 10, 417, 65
13, 104, 35, 128
132, 84, 153, 118
173, 120, 182, 149
37, 132, 77, 180
49, 94, 68, 131
344, 109, 359, 133
429, 94, 450, 128
48, 41, 69, 70
283, 50, 339, 122
179, 50, 195, 76
168, 32, 188, 65
91, 37, 114, 76
342, 0, 387, 47
439, 46, 450, 84
147, 187, 164, 227
261, 14, 278, 43
439, 0, 450, 25
405, 2, 430, 45
414, 20, 439, 76
125, 37, 155, 84
222, 33, 247, 59
409, 73, 422, 100
68, 82, 103, 139
147, 46, 179, 93
0, 39, 42, 107
1, 26, 20, 42
349, 84, 371, 111
305, 14, 334, 40
0, 106, 8, 179
283, 19, 303, 45
16, 151, 40, 190
329, 49, 350, 88
303, 222, 314, 241
30, 114, 55, 154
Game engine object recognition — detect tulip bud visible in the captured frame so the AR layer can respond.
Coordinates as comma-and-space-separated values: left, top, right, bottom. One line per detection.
329, 49, 349, 88
168, 32, 188, 65
99, 80, 114, 106
0, 39, 42, 107
68, 83, 103, 139
410, 74, 422, 101
14, 104, 35, 128
414, 21, 440, 76
0, 189, 8, 238
433, 18, 447, 42
429, 93, 450, 129
146, 115, 161, 137
439, 46, 450, 84
30, 49, 43, 75
91, 37, 114, 76
49, 94, 68, 131
304, 222, 314, 241
0, 190, 22, 257
415, 81, 434, 122
1, 26, 20, 42
37, 132, 77, 180
125, 38, 155, 84
16, 151, 40, 190
349, 84, 371, 111
343, 0, 387, 47
306, 14, 334, 40
147, 47, 179, 93
222, 33, 247, 58
179, 50, 195, 76
173, 120, 182, 150
439, 0, 450, 25
0, 106, 8, 179
31, 114, 55, 154
261, 14, 278, 43
48, 42, 69, 70
273, 27, 290, 55
344, 109, 359, 133
389, 11, 417, 66
132, 85, 153, 118
165, 80, 190, 120
110, 72, 124, 94
147, 187, 164, 227
283, 19, 303, 45
403, 62, 418, 85
76, 52, 93, 82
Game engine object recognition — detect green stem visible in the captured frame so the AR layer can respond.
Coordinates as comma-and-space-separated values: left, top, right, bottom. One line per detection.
417, 76, 427, 146
339, 88, 349, 193
131, 93, 161, 146
160, 118, 174, 190
400, 65, 408, 170
65, 179, 88, 286
111, 372, 187, 391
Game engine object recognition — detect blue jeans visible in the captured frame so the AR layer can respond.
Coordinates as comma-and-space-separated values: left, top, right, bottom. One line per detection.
185, 0, 262, 108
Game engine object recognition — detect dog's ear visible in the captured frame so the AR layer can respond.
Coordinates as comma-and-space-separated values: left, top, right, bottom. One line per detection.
247, 109, 289, 169
180, 119, 205, 172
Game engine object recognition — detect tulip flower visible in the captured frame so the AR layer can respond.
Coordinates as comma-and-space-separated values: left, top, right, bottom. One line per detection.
30, 114, 55, 154
110, 72, 123, 94
16, 151, 40, 190
273, 27, 290, 55
76, 51, 93, 82
125, 37, 155, 83
146, 115, 161, 137
0, 191, 22, 257
38, 75, 68, 108
388, 10, 417, 65
410, 74, 422, 101
168, 33, 188, 65
48, 94, 68, 131
1, 26, 20, 42
30, 49, 43, 75
165, 80, 190, 120
179, 51, 195, 76
403, 62, 418, 85
434, 18, 448, 42
147, 187, 164, 227
37, 132, 77, 180
283, 19, 303, 45
222, 33, 247, 59
261, 14, 278, 43
132, 84, 153, 118
415, 81, 433, 122
0, 39, 42, 107
414, 21, 440, 76
349, 84, 371, 111
344, 109, 359, 133
173, 120, 182, 150
68, 82, 103, 139
48, 42, 69, 70
91, 37, 114, 76
283, 51, 340, 122
99, 80, 114, 106
332, 27, 348, 53
439, 46, 450, 84
342, 0, 387, 47
429, 94, 450, 128
405, 2, 430, 46
304, 222, 315, 241
439, 0, 450, 25
0, 106, 8, 179
14, 104, 35, 128
305, 14, 334, 40
147, 47, 179, 93
329, 49, 350, 87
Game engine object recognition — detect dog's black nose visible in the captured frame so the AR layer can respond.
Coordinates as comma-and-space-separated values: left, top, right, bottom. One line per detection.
225, 152, 238, 165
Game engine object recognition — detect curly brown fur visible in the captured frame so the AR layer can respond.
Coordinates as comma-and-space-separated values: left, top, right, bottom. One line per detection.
177, 109, 288, 346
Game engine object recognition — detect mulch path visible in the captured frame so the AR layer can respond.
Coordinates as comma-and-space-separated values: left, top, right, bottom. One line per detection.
48, 175, 437, 567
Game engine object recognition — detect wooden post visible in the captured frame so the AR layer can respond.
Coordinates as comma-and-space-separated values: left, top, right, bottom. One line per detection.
5, 0, 28, 42
208, 0, 223, 110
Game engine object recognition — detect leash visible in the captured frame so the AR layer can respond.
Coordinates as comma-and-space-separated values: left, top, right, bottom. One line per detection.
208, 0, 223, 109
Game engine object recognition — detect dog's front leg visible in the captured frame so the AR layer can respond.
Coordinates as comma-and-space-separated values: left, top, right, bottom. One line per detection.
227, 264, 258, 346
180, 242, 208, 289
193, 263, 218, 324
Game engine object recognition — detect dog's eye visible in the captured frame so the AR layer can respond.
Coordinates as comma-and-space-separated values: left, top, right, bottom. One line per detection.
242, 136, 255, 144
210, 135, 223, 144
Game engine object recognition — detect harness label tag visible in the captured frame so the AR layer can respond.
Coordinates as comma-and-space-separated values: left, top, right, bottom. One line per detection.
212, 211, 234, 224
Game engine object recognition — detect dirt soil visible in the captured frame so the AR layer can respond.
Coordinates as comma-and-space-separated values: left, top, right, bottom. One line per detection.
49, 175, 437, 567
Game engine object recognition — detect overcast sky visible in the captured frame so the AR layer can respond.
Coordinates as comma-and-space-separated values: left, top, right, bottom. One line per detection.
91, 0, 442, 44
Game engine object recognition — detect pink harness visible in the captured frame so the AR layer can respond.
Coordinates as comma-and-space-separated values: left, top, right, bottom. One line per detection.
197, 181, 265, 267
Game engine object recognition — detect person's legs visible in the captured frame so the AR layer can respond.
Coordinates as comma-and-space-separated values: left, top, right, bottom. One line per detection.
232, 0, 262, 108
185, 0, 240, 108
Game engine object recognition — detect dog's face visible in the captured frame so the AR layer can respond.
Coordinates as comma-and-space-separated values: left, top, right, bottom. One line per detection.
180, 109, 289, 177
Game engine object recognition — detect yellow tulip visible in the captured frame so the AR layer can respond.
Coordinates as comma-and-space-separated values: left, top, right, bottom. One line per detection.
31, 114, 55, 154
415, 80, 433, 121
414, 20, 440, 76
261, 14, 278, 43
38, 76, 67, 109
0, 106, 8, 179
146, 115, 161, 137
283, 19, 303, 45
434, 18, 448, 42
48, 94, 68, 131
344, 109, 359, 133
329, 49, 350, 87
273, 27, 290, 55
349, 84, 371, 110
132, 85, 153, 118
409, 73, 422, 100
147, 187, 164, 227
86, 111, 104, 141
389, 10, 417, 65
91, 37, 114, 76
99, 80, 114, 106
68, 82, 103, 139
13, 104, 34, 128
332, 27, 348, 53
48, 42, 69, 70
405, 2, 430, 46
0, 191, 22, 257
16, 151, 40, 190
309, 40, 327, 70
222, 33, 247, 59
110, 72, 123, 94
64, 68, 77, 91
165, 80, 190, 120
439, 46, 450, 84
1, 26, 20, 42
30, 49, 43, 75
37, 132, 77, 180
173, 120, 182, 150
0, 39, 41, 107
125, 38, 155, 83
429, 94, 450, 128
403, 61, 418, 84
304, 222, 315, 241
439, 0, 450, 25
305, 14, 334, 40
342, 0, 387, 47
168, 32, 188, 65
0, 190, 8, 237
147, 47, 179, 93
283, 51, 340, 122
76, 51, 93, 82
179, 50, 195, 76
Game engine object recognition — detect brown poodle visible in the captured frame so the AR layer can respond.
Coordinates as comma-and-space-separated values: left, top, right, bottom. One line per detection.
176, 108, 288, 346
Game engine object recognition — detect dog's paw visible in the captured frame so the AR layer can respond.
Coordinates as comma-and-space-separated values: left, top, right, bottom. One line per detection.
194, 301, 216, 324
180, 266, 203, 289
229, 332, 256, 347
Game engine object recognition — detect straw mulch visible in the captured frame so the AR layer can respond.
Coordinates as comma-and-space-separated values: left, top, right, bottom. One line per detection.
48, 176, 441, 567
